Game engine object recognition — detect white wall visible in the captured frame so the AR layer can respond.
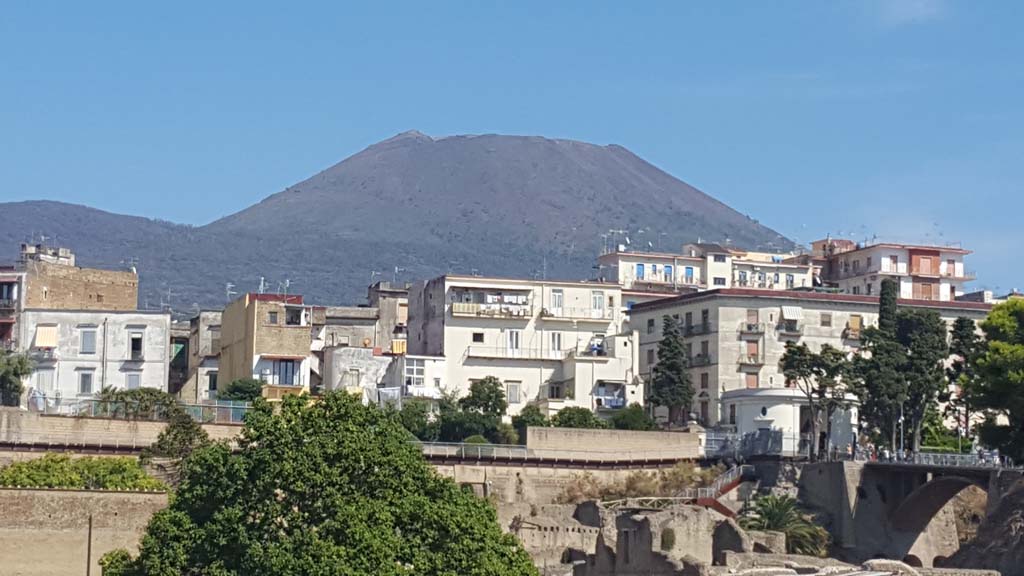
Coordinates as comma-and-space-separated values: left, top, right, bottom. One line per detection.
19, 309, 170, 401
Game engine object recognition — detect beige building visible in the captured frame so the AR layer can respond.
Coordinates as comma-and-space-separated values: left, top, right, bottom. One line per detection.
18, 244, 138, 311
628, 289, 991, 429
218, 293, 314, 395
815, 238, 974, 301
407, 275, 642, 417
178, 310, 222, 403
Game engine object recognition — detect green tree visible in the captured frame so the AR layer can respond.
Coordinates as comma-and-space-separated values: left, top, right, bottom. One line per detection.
0, 454, 164, 490
495, 422, 520, 445
973, 299, 1024, 461
511, 404, 548, 444
610, 403, 656, 431
897, 309, 949, 452
94, 386, 180, 419
851, 278, 908, 451
217, 378, 263, 402
100, 392, 538, 576
649, 315, 693, 425
550, 406, 606, 429
141, 406, 211, 462
779, 343, 849, 460
397, 398, 435, 441
459, 376, 508, 418
943, 317, 983, 438
0, 350, 33, 406
740, 495, 830, 556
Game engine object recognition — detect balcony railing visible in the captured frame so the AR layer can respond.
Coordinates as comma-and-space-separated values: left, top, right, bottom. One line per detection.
684, 322, 712, 337
689, 354, 713, 367
941, 270, 976, 280
450, 302, 533, 319
129, 350, 145, 361
30, 348, 58, 360
540, 307, 613, 321
739, 322, 765, 335
738, 354, 764, 366
843, 326, 862, 340
466, 346, 564, 360
594, 395, 626, 409
777, 322, 803, 336
0, 298, 16, 309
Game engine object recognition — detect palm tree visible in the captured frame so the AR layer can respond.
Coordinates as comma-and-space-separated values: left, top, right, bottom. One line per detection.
740, 495, 830, 556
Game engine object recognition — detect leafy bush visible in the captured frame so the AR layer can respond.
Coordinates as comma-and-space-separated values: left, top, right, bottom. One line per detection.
610, 403, 657, 431
495, 422, 519, 445
511, 404, 549, 444
463, 434, 490, 444
216, 378, 263, 402
551, 407, 606, 429
0, 454, 165, 490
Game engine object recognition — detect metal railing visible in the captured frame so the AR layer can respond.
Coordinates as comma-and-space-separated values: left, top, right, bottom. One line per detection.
604, 464, 757, 510
0, 298, 16, 309
540, 307, 614, 321
776, 323, 803, 336
739, 322, 765, 335
450, 302, 533, 319
465, 346, 564, 360
684, 322, 712, 337
689, 354, 713, 367
415, 441, 699, 463
25, 395, 251, 424
868, 450, 1017, 469
738, 354, 764, 366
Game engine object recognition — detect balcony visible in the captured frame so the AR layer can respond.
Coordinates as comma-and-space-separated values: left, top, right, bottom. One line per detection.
466, 346, 564, 361
30, 348, 58, 361
404, 384, 443, 400
594, 395, 626, 409
739, 322, 765, 335
941, 270, 976, 281
0, 298, 16, 309
689, 353, 713, 367
540, 307, 613, 322
684, 322, 712, 337
738, 354, 764, 367
777, 322, 803, 337
450, 302, 532, 319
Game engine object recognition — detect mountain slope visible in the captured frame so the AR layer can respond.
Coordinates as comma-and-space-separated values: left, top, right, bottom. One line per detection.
0, 132, 792, 312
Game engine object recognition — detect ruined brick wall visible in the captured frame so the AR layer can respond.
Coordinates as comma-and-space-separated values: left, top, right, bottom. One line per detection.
0, 488, 167, 576
22, 260, 138, 311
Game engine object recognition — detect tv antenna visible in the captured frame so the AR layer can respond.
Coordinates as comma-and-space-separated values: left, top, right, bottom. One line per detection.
258, 277, 267, 294
225, 282, 238, 302
393, 266, 406, 284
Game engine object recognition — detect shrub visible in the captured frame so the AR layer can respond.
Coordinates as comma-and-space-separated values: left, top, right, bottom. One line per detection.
0, 454, 165, 490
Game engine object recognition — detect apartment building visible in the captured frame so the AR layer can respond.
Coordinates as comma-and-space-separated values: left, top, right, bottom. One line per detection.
597, 242, 818, 309
407, 275, 642, 417
815, 238, 973, 301
0, 268, 25, 351
368, 281, 410, 354
18, 309, 171, 405
218, 293, 314, 395
178, 310, 222, 403
629, 289, 991, 439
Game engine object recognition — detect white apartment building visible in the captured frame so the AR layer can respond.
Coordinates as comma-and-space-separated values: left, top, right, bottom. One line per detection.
598, 243, 818, 309
407, 275, 643, 417
18, 309, 171, 406
628, 289, 990, 448
816, 239, 974, 301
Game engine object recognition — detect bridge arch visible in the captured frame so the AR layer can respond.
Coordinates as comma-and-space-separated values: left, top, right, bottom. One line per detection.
889, 475, 986, 533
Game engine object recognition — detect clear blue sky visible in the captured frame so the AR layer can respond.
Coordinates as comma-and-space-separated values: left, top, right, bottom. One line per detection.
2, 1, 1021, 293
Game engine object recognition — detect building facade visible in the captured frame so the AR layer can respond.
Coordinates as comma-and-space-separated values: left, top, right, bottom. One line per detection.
816, 239, 973, 301
218, 293, 314, 395
17, 309, 171, 406
18, 244, 138, 311
0, 268, 25, 351
407, 275, 643, 417
628, 289, 991, 429
179, 310, 221, 403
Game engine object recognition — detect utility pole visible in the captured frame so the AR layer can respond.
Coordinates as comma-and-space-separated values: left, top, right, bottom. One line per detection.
86, 513, 93, 576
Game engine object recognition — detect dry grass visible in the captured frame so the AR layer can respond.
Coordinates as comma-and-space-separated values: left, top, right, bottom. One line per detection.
557, 462, 726, 504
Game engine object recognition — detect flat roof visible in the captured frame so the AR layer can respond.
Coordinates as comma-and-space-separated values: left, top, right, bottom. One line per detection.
832, 242, 971, 256
597, 251, 703, 263
441, 274, 621, 289
628, 288, 992, 314
22, 308, 171, 316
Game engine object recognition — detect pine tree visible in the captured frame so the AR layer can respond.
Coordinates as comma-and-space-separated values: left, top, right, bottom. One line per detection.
897, 309, 949, 451
649, 315, 693, 426
944, 317, 982, 437
851, 278, 906, 451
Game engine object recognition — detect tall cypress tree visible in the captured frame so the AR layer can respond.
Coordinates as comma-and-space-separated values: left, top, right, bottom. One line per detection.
944, 317, 982, 437
650, 315, 694, 426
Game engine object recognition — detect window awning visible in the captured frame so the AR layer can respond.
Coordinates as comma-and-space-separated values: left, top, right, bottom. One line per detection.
780, 306, 802, 321
34, 325, 58, 348
849, 315, 863, 329
259, 354, 307, 361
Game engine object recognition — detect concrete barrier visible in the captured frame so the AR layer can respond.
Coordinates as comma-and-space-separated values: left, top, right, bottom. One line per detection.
525, 427, 702, 461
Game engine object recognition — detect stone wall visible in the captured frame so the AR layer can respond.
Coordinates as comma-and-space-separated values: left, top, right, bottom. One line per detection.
0, 488, 167, 576
23, 260, 138, 311
0, 408, 242, 447
526, 427, 701, 460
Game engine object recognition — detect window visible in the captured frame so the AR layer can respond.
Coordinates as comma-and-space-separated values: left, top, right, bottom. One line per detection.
738, 271, 748, 285
664, 265, 673, 280
701, 309, 709, 324
853, 260, 861, 273
852, 286, 860, 295
785, 274, 795, 289
550, 289, 563, 310
268, 311, 278, 324
405, 358, 425, 387
126, 373, 141, 390
550, 332, 562, 352
866, 283, 873, 295
646, 349, 655, 365
472, 332, 484, 343
646, 318, 655, 334
35, 369, 55, 394
651, 264, 658, 276
129, 331, 144, 360
684, 312, 693, 327
700, 340, 709, 356
713, 254, 727, 263
747, 309, 758, 324
78, 371, 94, 395
591, 291, 605, 311
713, 277, 727, 286
889, 255, 899, 270
506, 381, 521, 404
80, 328, 97, 355
746, 373, 759, 389
507, 330, 521, 354
275, 359, 297, 386
700, 401, 709, 424
635, 263, 645, 280
729, 404, 736, 425
821, 313, 832, 327
700, 373, 709, 389
867, 256, 873, 269
684, 267, 695, 283
547, 382, 564, 399
285, 308, 303, 326
207, 372, 218, 392
684, 343, 692, 358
